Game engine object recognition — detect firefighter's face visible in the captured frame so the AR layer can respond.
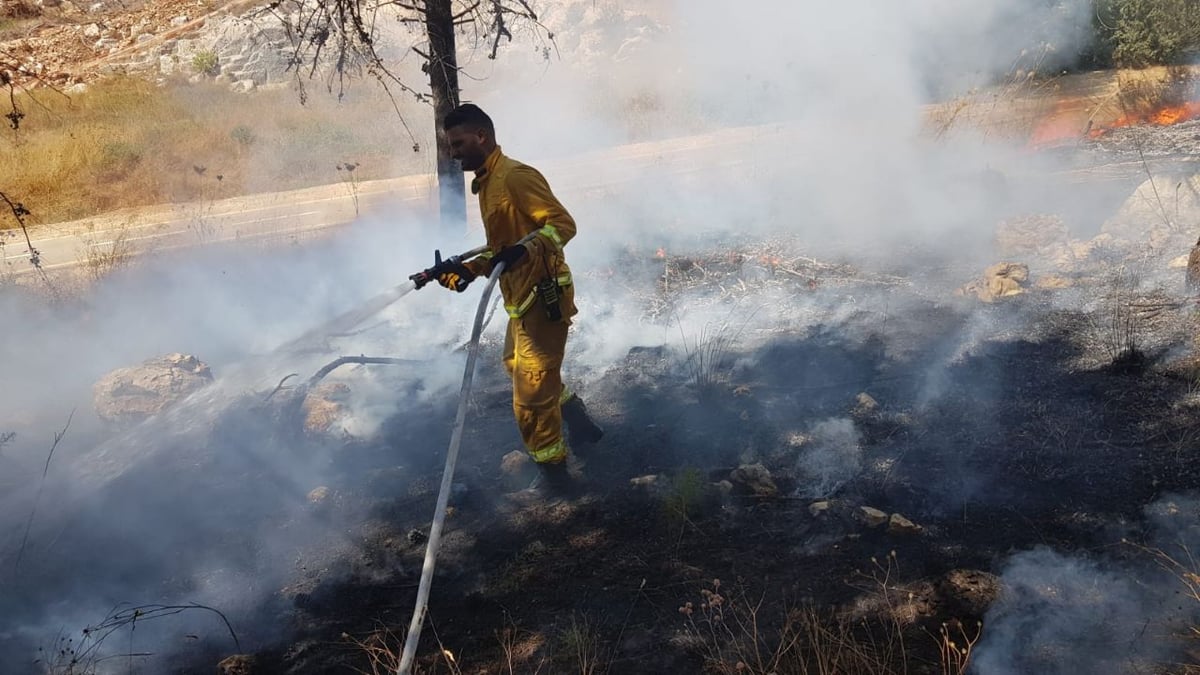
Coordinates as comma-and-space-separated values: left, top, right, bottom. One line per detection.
446, 125, 489, 172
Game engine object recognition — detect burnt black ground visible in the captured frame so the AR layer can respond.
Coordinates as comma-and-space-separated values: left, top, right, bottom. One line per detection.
229, 279, 1200, 674
8, 234, 1200, 674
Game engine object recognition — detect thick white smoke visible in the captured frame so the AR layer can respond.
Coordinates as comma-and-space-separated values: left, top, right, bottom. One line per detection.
0, 0, 1124, 670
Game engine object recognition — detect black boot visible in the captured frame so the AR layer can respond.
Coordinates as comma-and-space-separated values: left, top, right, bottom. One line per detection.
529, 461, 577, 499
562, 394, 604, 445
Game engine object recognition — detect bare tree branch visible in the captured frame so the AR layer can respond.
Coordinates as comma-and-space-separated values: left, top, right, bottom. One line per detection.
260, 0, 556, 222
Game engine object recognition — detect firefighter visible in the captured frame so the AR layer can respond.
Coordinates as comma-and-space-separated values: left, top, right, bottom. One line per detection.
435, 103, 604, 492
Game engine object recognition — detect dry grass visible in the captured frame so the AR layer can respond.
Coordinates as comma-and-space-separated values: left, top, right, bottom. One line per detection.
77, 219, 135, 281
674, 578, 905, 675
560, 612, 603, 675
0, 75, 431, 226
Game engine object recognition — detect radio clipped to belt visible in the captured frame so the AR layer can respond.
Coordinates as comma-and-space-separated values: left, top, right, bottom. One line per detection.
537, 275, 563, 322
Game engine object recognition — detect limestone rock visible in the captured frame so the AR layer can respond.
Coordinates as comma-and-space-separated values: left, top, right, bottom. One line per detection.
888, 512, 922, 535
502, 450, 533, 476
809, 500, 831, 517
852, 392, 878, 415
1103, 174, 1200, 244
1187, 238, 1200, 292
857, 506, 889, 528
217, 654, 258, 675
92, 353, 213, 427
957, 262, 1029, 303
501, 450, 536, 490
301, 382, 350, 435
629, 474, 660, 489
729, 463, 777, 497
937, 569, 1000, 616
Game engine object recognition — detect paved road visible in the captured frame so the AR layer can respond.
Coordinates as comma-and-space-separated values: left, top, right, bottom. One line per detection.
0, 122, 801, 275
2, 104, 1194, 277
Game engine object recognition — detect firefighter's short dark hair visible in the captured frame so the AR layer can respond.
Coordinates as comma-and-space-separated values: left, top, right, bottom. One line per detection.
443, 103, 495, 135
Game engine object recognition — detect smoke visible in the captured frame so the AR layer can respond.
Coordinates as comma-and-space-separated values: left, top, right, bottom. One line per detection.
454, 0, 1100, 271
795, 417, 863, 499
0, 210, 491, 670
0, 0, 1138, 670
973, 495, 1200, 674
972, 547, 1158, 675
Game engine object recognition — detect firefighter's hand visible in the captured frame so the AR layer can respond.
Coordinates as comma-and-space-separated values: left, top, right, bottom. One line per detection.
492, 244, 528, 272
437, 262, 475, 292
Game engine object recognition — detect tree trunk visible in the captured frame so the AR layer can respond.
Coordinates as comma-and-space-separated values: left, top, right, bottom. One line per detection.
425, 0, 466, 230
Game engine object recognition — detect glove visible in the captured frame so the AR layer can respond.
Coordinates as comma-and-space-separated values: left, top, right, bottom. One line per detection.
436, 261, 475, 292
492, 244, 528, 272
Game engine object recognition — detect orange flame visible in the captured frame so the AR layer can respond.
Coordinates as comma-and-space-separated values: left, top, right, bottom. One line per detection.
1090, 101, 1200, 137
1028, 98, 1200, 148
655, 247, 666, 259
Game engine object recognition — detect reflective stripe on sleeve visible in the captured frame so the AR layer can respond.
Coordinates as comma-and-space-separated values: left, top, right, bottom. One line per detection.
539, 224, 564, 249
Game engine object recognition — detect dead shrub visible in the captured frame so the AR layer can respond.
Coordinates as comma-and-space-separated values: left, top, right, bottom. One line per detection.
674, 578, 903, 675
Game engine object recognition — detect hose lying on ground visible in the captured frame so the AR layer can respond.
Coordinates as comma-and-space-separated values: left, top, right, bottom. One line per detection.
396, 259, 508, 675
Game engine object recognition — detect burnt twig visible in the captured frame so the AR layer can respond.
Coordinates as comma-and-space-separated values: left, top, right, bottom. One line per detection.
14, 409, 74, 573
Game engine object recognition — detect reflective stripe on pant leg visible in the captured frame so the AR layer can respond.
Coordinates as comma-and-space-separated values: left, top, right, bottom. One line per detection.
529, 438, 567, 464
503, 318, 516, 377
511, 311, 569, 464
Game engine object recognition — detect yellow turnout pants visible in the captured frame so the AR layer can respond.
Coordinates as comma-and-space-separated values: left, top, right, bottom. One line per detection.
503, 308, 571, 464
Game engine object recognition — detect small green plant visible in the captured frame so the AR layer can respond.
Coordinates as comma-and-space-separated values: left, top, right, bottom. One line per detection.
95, 141, 141, 181
191, 49, 219, 76
664, 467, 705, 528
230, 124, 256, 150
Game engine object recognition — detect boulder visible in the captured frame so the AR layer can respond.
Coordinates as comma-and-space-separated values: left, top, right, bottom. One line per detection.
92, 353, 213, 427
957, 262, 1029, 303
936, 569, 1001, 617
501, 450, 536, 490
629, 474, 661, 489
857, 506, 889, 528
1187, 239, 1200, 292
729, 463, 777, 497
852, 392, 878, 417
300, 381, 350, 435
888, 512, 922, 535
1103, 174, 1200, 245
217, 654, 258, 675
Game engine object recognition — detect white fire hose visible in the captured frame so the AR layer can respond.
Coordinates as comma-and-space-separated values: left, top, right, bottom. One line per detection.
396, 239, 530, 674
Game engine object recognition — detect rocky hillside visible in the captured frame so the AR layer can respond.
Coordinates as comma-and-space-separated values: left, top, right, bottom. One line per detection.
0, 0, 668, 93
0, 0, 299, 91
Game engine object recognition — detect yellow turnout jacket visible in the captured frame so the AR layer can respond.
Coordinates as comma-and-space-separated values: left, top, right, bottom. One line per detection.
464, 147, 578, 321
